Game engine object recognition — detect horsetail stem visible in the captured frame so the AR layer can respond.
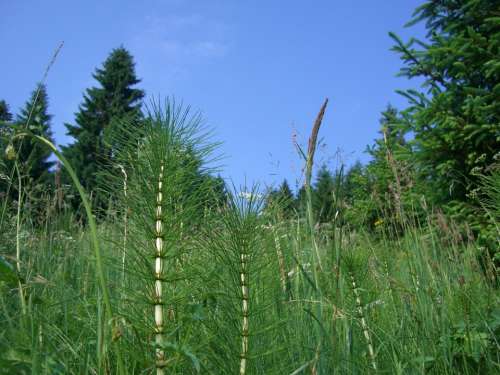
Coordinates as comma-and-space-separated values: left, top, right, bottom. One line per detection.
117, 164, 128, 292
240, 251, 249, 375
14, 162, 27, 316
154, 162, 165, 375
349, 272, 377, 371
272, 226, 288, 295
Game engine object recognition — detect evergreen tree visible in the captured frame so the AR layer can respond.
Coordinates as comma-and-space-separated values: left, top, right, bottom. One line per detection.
390, 0, 500, 207
366, 105, 410, 211
313, 165, 336, 223
348, 106, 417, 230
0, 100, 13, 146
0, 100, 13, 124
278, 179, 295, 217
295, 185, 307, 217
343, 161, 365, 204
343, 161, 373, 228
63, 47, 144, 208
0, 100, 13, 199
265, 179, 295, 219
206, 175, 229, 210
14, 84, 55, 184
0, 86, 54, 206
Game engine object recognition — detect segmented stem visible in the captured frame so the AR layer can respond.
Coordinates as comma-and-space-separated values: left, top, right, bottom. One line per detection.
272, 226, 288, 294
154, 163, 165, 375
118, 164, 128, 292
350, 272, 377, 371
240, 252, 249, 375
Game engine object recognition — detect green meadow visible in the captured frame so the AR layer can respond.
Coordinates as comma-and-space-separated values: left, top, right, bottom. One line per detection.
1, 1, 499, 374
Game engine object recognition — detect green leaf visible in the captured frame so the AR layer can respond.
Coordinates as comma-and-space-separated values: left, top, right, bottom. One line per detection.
156, 341, 201, 373
0, 256, 20, 285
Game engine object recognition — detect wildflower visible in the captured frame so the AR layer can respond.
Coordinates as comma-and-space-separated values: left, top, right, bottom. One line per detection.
238, 191, 263, 200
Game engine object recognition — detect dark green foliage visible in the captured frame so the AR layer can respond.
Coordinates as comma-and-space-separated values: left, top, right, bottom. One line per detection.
313, 165, 340, 224
204, 174, 229, 210
294, 165, 348, 225
479, 164, 500, 224
0, 100, 13, 196
0, 85, 55, 203
0, 87, 58, 231
351, 106, 418, 230
2, 1, 500, 373
198, 189, 285, 374
343, 161, 375, 228
264, 179, 295, 219
101, 100, 219, 372
295, 185, 307, 216
63, 47, 144, 210
336, 1, 500, 240
390, 0, 500, 208
477, 163, 500, 263
14, 84, 55, 185
0, 100, 13, 125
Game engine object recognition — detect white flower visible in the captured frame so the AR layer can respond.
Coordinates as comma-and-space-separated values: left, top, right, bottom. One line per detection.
238, 191, 263, 200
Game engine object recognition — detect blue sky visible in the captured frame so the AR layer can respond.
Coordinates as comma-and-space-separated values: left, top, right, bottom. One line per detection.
0, 0, 427, 191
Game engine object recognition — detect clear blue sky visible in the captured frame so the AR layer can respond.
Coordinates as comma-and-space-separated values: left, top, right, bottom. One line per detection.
0, 0, 426, 191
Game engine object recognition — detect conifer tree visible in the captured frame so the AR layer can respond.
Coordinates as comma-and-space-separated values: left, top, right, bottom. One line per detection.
343, 161, 365, 204
366, 106, 409, 205
278, 179, 295, 217
0, 100, 12, 124
390, 0, 500, 207
348, 106, 416, 229
14, 84, 55, 185
313, 165, 336, 223
295, 185, 307, 216
0, 100, 13, 197
265, 179, 295, 218
205, 174, 229, 210
63, 47, 144, 208
343, 161, 374, 228
0, 100, 13, 140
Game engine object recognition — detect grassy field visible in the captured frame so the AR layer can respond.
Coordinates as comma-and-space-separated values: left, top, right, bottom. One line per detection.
0, 106, 499, 374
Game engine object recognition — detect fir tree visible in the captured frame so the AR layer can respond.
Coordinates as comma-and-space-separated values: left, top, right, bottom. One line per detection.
278, 179, 295, 217
390, 0, 500, 206
0, 100, 13, 199
0, 100, 13, 139
63, 47, 144, 208
206, 175, 229, 210
348, 106, 416, 229
366, 106, 409, 207
295, 185, 307, 217
265, 179, 295, 219
0, 100, 13, 124
14, 84, 55, 184
313, 165, 336, 223
343, 161, 365, 204
343, 161, 374, 228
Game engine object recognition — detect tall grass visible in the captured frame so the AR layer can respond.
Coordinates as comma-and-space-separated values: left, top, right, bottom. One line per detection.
0, 102, 498, 374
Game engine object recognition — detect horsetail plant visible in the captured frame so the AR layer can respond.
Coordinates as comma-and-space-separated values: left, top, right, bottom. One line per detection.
197, 187, 284, 374
154, 162, 166, 374
343, 250, 378, 372
103, 99, 219, 374
116, 164, 128, 291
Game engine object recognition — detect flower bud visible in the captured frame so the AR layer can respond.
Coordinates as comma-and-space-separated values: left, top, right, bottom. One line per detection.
5, 144, 16, 160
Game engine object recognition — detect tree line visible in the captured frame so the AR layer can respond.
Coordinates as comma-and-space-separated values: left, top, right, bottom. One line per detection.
0, 47, 226, 217
265, 0, 499, 253
1, 0, 498, 252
